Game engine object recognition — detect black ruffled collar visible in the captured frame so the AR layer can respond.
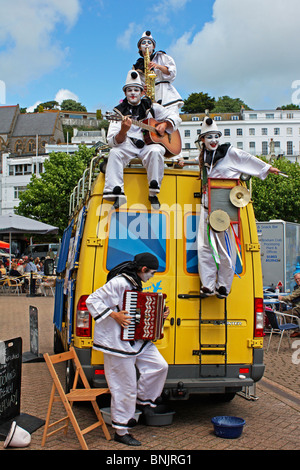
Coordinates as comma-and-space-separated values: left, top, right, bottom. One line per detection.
204, 143, 231, 168
114, 96, 152, 121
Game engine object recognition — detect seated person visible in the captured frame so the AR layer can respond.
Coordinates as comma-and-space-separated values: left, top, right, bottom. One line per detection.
103, 69, 181, 210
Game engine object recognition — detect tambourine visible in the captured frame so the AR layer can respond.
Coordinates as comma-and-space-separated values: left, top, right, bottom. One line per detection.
209, 210, 231, 232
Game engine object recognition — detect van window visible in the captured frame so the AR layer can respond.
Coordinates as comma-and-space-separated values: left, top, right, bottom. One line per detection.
106, 211, 167, 272
185, 214, 199, 274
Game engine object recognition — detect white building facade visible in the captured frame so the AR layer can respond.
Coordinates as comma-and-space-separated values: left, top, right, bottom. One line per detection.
179, 108, 300, 162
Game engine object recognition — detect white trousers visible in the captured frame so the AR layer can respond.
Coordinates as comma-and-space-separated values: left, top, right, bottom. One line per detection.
103, 343, 168, 435
104, 142, 166, 197
197, 208, 236, 294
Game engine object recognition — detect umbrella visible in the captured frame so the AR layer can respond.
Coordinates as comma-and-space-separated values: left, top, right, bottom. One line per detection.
0, 214, 58, 267
0, 240, 9, 249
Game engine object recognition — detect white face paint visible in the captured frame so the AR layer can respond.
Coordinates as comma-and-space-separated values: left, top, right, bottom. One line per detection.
139, 269, 156, 282
140, 39, 154, 55
125, 86, 142, 105
203, 133, 221, 151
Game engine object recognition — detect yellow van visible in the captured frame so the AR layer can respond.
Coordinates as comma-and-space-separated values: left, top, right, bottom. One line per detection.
54, 153, 265, 400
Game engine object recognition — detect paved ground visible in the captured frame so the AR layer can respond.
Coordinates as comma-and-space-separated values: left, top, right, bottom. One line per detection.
0, 295, 299, 453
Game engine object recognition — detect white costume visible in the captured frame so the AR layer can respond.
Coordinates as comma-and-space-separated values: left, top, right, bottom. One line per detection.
196, 117, 273, 297
86, 274, 168, 436
103, 85, 181, 202
134, 31, 183, 114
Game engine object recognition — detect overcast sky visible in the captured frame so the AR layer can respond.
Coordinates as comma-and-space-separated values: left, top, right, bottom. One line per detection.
0, 0, 299, 112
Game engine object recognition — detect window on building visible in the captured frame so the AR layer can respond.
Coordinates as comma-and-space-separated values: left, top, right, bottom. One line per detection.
249, 142, 256, 154
261, 128, 268, 135
237, 142, 243, 149
287, 141, 293, 155
262, 142, 268, 155
287, 127, 293, 135
15, 140, 22, 153
286, 113, 294, 119
197, 129, 201, 135
274, 128, 280, 135
266, 113, 274, 119
249, 114, 257, 119
249, 128, 255, 135
236, 128, 243, 136
184, 143, 191, 149
14, 186, 27, 199
28, 140, 36, 152
184, 130, 190, 137
224, 129, 230, 136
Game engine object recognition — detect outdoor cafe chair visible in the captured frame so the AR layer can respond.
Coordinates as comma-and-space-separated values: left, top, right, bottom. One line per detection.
265, 308, 299, 354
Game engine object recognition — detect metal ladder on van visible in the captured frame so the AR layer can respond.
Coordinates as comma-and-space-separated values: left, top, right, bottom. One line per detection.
193, 297, 228, 377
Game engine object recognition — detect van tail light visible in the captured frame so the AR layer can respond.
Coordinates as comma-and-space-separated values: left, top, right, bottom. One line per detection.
254, 297, 264, 337
76, 295, 91, 337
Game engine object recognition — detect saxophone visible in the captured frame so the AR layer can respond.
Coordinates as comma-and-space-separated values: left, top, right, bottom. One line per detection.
144, 47, 157, 102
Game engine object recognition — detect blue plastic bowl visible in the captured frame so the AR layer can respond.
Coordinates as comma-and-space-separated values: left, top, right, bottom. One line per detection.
211, 416, 246, 439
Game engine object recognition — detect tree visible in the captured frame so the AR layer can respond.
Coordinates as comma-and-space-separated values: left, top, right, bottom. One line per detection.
16, 146, 95, 233
212, 95, 252, 113
60, 99, 87, 112
33, 101, 59, 112
181, 92, 215, 113
252, 157, 300, 223
277, 104, 300, 110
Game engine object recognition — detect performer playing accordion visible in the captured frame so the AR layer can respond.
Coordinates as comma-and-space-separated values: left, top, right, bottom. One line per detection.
86, 252, 169, 447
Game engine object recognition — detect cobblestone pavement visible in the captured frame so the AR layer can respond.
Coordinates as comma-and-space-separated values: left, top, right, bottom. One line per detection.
0, 295, 299, 453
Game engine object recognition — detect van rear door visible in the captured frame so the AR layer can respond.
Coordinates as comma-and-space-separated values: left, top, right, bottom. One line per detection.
175, 173, 254, 367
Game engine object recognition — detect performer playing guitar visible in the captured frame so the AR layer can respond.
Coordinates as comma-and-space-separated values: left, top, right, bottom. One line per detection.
103, 70, 181, 210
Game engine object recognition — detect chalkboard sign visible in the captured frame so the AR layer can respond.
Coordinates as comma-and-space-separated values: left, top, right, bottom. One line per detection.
0, 337, 22, 425
44, 258, 54, 276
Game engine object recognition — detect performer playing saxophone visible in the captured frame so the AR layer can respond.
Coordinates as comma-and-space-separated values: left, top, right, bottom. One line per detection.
133, 31, 183, 116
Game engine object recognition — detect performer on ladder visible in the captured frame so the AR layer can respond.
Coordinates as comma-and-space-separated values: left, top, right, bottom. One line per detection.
103, 69, 181, 210
86, 252, 170, 446
133, 30, 183, 115
196, 116, 280, 299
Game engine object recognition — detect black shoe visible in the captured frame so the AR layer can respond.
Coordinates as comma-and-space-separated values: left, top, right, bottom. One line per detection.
113, 198, 121, 209
216, 286, 228, 299
114, 433, 141, 446
149, 195, 160, 210
200, 287, 214, 298
137, 404, 155, 417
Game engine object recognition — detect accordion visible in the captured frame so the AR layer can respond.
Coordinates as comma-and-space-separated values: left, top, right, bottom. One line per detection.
121, 290, 167, 341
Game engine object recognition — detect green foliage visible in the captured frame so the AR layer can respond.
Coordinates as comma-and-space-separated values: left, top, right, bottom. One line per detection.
277, 104, 300, 110
182, 92, 215, 113
60, 99, 87, 112
212, 95, 252, 112
16, 146, 95, 234
252, 157, 300, 223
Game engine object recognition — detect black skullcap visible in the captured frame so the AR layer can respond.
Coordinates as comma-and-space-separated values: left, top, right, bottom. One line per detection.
131, 71, 138, 79
206, 118, 213, 125
134, 252, 159, 270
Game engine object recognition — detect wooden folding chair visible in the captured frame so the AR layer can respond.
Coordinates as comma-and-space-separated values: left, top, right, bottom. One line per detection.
41, 346, 111, 450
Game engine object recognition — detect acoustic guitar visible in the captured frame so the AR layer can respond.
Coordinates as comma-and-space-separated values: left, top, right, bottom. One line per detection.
106, 111, 182, 157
